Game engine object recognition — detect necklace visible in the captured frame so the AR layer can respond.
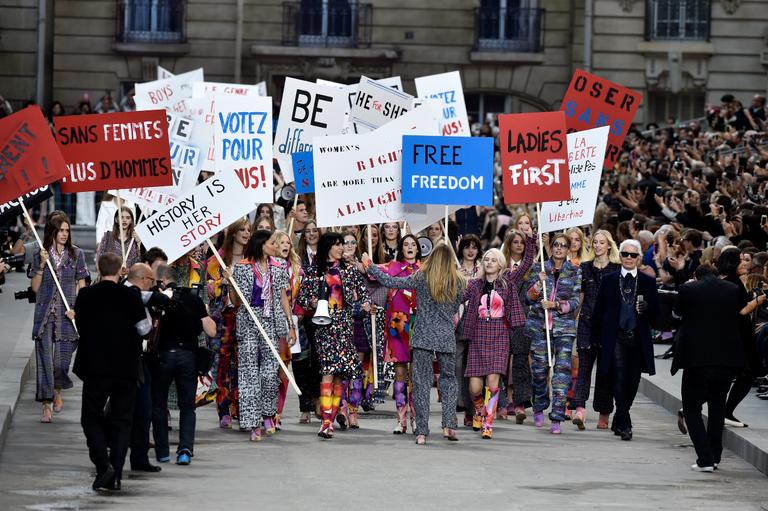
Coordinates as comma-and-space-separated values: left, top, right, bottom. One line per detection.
619, 274, 637, 306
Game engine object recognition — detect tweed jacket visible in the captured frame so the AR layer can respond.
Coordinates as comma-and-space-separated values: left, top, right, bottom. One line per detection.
524, 259, 582, 338
460, 235, 536, 340
297, 262, 370, 315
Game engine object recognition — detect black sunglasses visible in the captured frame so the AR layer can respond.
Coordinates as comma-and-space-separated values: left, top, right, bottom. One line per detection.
620, 251, 640, 259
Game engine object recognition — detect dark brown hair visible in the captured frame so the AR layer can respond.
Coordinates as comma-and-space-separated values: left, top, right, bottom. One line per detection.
42, 213, 75, 258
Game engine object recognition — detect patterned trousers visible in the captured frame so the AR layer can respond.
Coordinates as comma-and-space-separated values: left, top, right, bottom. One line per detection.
237, 336, 279, 429
412, 348, 457, 436
531, 335, 574, 422
35, 321, 77, 403
571, 345, 614, 413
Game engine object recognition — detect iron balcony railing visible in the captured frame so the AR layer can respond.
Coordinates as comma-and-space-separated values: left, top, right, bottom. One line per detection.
282, 2, 372, 48
116, 0, 186, 44
475, 7, 544, 52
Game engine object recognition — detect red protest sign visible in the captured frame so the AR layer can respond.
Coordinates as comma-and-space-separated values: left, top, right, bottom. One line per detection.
0, 106, 68, 205
57, 110, 171, 193
560, 69, 642, 168
499, 111, 570, 204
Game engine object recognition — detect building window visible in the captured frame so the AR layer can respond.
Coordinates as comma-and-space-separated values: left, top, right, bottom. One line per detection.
646, 0, 710, 41
475, 0, 543, 52
647, 90, 705, 124
283, 1, 372, 48
117, 0, 185, 43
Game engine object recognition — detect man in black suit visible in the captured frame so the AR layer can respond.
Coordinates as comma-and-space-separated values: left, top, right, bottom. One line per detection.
672, 263, 747, 472
592, 239, 659, 441
74, 253, 151, 491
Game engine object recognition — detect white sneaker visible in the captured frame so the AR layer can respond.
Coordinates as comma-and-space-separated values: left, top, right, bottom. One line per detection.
691, 463, 714, 473
724, 418, 747, 428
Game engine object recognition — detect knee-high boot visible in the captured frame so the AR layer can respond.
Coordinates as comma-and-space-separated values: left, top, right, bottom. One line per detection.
318, 382, 333, 438
348, 379, 363, 429
471, 392, 485, 432
482, 387, 500, 439
393, 380, 407, 434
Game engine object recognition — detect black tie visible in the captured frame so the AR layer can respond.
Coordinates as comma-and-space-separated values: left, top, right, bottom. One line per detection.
619, 274, 636, 332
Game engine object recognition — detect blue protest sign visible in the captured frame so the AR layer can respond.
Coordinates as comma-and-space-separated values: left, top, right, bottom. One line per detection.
292, 151, 314, 194
401, 135, 493, 206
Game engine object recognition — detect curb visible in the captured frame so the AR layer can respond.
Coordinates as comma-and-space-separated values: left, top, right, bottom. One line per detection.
0, 311, 35, 450
640, 374, 768, 477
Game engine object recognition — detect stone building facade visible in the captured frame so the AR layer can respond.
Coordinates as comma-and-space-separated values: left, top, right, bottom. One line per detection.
1, 0, 766, 126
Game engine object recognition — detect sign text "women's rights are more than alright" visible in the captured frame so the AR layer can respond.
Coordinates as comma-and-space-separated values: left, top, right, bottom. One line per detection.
401, 135, 493, 206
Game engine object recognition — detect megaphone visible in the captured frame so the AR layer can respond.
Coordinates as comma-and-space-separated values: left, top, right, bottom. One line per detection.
280, 185, 296, 202
417, 236, 433, 258
312, 278, 332, 326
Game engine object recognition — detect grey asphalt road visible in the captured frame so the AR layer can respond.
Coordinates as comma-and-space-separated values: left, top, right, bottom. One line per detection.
0, 375, 766, 511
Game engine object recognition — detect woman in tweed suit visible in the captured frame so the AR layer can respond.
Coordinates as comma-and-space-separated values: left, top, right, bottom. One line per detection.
524, 233, 582, 434
461, 235, 535, 439
363, 244, 466, 445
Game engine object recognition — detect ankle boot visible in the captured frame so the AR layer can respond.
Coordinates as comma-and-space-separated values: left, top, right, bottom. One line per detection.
482, 387, 499, 439
348, 405, 359, 429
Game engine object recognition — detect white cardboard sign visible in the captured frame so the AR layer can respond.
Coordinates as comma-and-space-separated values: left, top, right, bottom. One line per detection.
349, 76, 414, 133
274, 78, 347, 183
134, 69, 206, 195
214, 94, 274, 205
135, 169, 258, 262
313, 107, 438, 228
539, 126, 610, 233
415, 71, 470, 137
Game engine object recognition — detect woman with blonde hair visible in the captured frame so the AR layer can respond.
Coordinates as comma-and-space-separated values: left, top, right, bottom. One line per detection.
571, 229, 621, 430
362, 243, 466, 445
566, 227, 590, 265
461, 235, 535, 439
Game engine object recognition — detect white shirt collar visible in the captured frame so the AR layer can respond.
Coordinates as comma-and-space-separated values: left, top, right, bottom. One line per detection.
621, 267, 638, 278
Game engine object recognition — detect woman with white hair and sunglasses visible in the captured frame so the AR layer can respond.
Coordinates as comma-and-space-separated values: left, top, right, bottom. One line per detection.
460, 234, 536, 439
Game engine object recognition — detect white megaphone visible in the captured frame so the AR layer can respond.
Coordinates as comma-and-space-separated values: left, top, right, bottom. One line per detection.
312, 278, 332, 326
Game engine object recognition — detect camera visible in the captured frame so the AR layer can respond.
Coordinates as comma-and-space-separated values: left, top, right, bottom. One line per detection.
14, 286, 36, 303
1, 253, 25, 271
146, 283, 205, 317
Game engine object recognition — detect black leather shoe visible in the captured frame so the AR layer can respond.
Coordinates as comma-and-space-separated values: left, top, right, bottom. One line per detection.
677, 409, 688, 435
92, 464, 115, 491
620, 428, 633, 441
131, 463, 162, 473
108, 478, 121, 491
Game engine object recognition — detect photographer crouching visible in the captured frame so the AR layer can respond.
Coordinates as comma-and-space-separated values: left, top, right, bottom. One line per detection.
150, 263, 216, 466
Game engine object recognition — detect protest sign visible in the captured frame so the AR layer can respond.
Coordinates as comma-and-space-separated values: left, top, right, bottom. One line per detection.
0, 106, 68, 205
402, 204, 461, 234
108, 187, 174, 211
191, 81, 266, 174
274, 78, 347, 183
539, 126, 609, 232
57, 110, 171, 193
157, 66, 174, 80
292, 151, 314, 194
135, 68, 205, 194
402, 135, 492, 206
135, 168, 257, 263
560, 69, 642, 168
414, 71, 470, 137
0, 185, 53, 224
214, 94, 273, 204
349, 76, 413, 133
313, 107, 438, 228
499, 111, 570, 204
256, 81, 267, 96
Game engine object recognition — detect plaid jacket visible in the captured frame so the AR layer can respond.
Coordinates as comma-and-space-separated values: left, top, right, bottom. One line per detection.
460, 235, 536, 339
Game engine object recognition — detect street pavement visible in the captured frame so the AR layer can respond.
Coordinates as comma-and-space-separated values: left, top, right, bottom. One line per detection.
0, 372, 766, 510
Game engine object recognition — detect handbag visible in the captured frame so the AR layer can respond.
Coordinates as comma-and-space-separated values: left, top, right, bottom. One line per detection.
195, 346, 215, 376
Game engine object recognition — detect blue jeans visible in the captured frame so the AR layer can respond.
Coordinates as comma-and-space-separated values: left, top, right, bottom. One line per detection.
152, 349, 196, 458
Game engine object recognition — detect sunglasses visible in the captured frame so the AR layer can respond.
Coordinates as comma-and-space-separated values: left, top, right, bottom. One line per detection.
620, 251, 640, 259
343, 240, 357, 246
552, 242, 568, 249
